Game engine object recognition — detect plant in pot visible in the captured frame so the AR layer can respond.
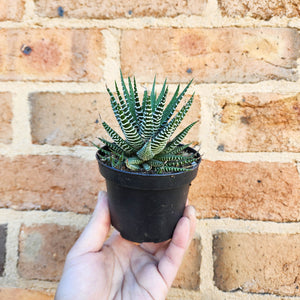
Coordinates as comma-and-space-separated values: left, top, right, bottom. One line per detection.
94, 72, 201, 243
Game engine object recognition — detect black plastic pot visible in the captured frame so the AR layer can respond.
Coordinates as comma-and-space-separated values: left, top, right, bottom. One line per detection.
96, 147, 201, 243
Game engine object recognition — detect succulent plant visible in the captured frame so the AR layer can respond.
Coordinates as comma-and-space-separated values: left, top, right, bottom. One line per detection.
94, 72, 199, 173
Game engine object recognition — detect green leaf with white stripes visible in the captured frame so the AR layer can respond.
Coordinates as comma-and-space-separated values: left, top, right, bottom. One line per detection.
161, 79, 193, 126
152, 86, 168, 134
102, 121, 135, 155
140, 91, 153, 140
115, 81, 137, 129
162, 121, 197, 154
115, 101, 144, 150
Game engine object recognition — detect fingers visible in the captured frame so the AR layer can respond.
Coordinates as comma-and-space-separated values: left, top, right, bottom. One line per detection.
183, 205, 196, 241
157, 205, 196, 288
68, 191, 111, 258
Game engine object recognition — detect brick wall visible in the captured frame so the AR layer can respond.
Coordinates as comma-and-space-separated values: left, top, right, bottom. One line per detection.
0, 0, 299, 299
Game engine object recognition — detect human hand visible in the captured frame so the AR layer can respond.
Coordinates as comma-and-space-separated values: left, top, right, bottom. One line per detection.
55, 191, 196, 300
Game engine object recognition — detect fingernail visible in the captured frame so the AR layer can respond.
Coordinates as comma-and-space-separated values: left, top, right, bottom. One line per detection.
184, 205, 196, 219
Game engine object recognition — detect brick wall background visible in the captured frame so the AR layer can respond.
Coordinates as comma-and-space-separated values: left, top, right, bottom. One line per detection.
0, 0, 299, 299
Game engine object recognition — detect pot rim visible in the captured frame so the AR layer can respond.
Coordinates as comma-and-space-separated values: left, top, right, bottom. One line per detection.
96, 146, 201, 190
96, 146, 201, 178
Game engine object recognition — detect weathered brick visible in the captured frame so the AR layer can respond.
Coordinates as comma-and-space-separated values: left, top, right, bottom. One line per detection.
29, 92, 200, 146
18, 224, 81, 281
0, 0, 25, 21
218, 0, 300, 20
0, 155, 105, 213
0, 224, 7, 276
121, 28, 300, 83
0, 93, 13, 144
190, 160, 300, 222
0, 288, 54, 300
213, 233, 300, 296
216, 93, 300, 152
0, 29, 104, 82
30, 93, 116, 146
173, 238, 201, 290
34, 0, 206, 18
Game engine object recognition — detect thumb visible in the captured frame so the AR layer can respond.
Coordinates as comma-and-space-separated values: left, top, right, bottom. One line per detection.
68, 191, 111, 258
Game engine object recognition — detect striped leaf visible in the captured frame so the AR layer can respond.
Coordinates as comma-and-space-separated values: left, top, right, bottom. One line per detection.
115, 81, 137, 129
150, 75, 157, 111
126, 156, 144, 165
167, 143, 191, 155
156, 166, 190, 173
155, 79, 167, 108
126, 157, 142, 171
165, 157, 198, 166
137, 139, 154, 161
151, 118, 175, 155
97, 138, 124, 155
148, 159, 164, 167
120, 71, 136, 123
128, 77, 138, 125
106, 86, 123, 129
133, 77, 143, 124
152, 86, 168, 134
116, 103, 144, 149
102, 121, 135, 155
162, 121, 197, 154
161, 79, 193, 126
151, 94, 194, 155
154, 153, 186, 162
141, 89, 148, 116
140, 92, 153, 140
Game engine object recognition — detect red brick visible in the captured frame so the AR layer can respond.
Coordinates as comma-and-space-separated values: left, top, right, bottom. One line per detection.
18, 224, 81, 281
29, 92, 200, 147
0, 0, 25, 21
0, 224, 7, 276
0, 93, 12, 144
121, 28, 300, 83
216, 93, 300, 152
173, 238, 201, 290
213, 233, 300, 296
0, 29, 104, 82
218, 0, 300, 20
0, 155, 105, 213
0, 288, 54, 300
30, 93, 119, 146
190, 160, 300, 222
34, 0, 207, 18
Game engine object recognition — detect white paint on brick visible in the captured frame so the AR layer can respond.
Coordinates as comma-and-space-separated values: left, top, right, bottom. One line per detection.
196, 95, 216, 160
0, 13, 295, 30
11, 90, 32, 154
102, 29, 121, 84
3, 222, 20, 282
24, 0, 36, 20
167, 287, 200, 299
196, 222, 215, 297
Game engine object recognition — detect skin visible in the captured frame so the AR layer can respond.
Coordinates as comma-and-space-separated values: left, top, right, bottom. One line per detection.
55, 191, 196, 300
